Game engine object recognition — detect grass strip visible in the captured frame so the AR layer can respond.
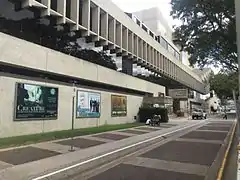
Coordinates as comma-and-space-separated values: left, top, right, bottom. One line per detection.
0, 123, 143, 149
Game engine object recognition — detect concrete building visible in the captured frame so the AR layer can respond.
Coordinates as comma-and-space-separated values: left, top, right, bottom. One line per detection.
0, 0, 208, 137
131, 7, 212, 115
132, 7, 173, 40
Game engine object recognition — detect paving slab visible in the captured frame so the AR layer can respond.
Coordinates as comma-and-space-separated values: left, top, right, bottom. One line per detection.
176, 138, 223, 144
125, 157, 209, 176
135, 127, 161, 131
141, 140, 221, 166
207, 122, 233, 126
0, 147, 60, 165
56, 138, 106, 149
93, 133, 131, 140
83, 136, 114, 143
88, 163, 204, 180
0, 161, 13, 170
32, 142, 79, 154
160, 124, 176, 128
120, 129, 149, 135
181, 131, 228, 141
198, 126, 230, 132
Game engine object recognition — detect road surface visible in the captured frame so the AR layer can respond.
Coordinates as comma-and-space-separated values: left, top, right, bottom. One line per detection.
0, 118, 236, 180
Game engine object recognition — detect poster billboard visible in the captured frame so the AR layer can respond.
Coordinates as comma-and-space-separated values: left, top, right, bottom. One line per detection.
15, 83, 58, 120
76, 91, 101, 118
168, 89, 188, 99
111, 95, 127, 117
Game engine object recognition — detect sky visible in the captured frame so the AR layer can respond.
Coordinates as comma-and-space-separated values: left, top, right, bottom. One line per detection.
111, 0, 220, 74
112, 0, 174, 27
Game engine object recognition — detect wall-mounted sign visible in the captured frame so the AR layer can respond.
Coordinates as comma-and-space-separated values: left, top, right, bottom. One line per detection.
111, 95, 127, 117
76, 91, 101, 118
15, 83, 58, 120
169, 89, 188, 99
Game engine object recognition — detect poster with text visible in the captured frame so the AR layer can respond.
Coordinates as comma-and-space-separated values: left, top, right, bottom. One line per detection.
76, 91, 101, 118
111, 95, 127, 117
15, 83, 58, 120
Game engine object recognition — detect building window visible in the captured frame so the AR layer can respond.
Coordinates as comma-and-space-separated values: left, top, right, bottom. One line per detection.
160, 37, 168, 50
142, 24, 148, 32
79, 0, 83, 25
51, 0, 58, 11
136, 19, 141, 26
66, 0, 71, 19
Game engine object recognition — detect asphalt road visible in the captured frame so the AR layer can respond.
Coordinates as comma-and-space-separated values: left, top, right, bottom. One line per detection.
47, 119, 236, 180
0, 119, 236, 180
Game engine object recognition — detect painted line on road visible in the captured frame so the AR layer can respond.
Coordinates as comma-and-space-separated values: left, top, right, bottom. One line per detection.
32, 121, 205, 180
216, 121, 237, 180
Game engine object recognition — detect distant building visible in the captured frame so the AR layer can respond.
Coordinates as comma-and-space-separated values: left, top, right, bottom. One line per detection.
205, 91, 221, 113
132, 7, 173, 40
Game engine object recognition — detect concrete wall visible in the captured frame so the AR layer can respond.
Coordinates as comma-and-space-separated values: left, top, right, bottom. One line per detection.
0, 33, 165, 97
0, 74, 144, 137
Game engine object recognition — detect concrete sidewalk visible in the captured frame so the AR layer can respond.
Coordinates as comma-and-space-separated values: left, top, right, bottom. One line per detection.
0, 120, 197, 180
0, 120, 189, 173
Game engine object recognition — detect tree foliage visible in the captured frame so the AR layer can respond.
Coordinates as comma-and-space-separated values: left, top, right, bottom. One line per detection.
171, 0, 237, 71
209, 72, 238, 99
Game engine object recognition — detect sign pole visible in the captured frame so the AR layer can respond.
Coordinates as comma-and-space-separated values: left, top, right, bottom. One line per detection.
69, 82, 76, 152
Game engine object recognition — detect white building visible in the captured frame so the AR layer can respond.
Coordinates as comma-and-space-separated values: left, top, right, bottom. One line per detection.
0, 0, 208, 137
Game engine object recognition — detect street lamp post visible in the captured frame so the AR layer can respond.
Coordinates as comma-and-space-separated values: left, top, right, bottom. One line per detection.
69, 81, 76, 152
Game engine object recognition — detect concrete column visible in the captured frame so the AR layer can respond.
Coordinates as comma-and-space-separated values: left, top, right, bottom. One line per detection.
153, 49, 156, 67
128, 31, 133, 53
108, 17, 116, 43
138, 38, 143, 59
116, 22, 122, 48
22, 0, 33, 8
153, 50, 156, 67
143, 42, 147, 61
173, 64, 176, 78
163, 56, 166, 73
41, 0, 50, 16
147, 44, 150, 63
159, 54, 163, 71
166, 59, 169, 75
150, 47, 153, 65
56, 0, 66, 24
82, 0, 90, 36
157, 52, 160, 69
91, 7, 100, 34
122, 27, 128, 50
70, 0, 79, 30
100, 12, 108, 39
134, 35, 138, 57
170, 62, 173, 76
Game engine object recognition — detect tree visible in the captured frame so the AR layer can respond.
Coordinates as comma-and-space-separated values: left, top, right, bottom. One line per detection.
209, 72, 238, 100
171, 0, 237, 71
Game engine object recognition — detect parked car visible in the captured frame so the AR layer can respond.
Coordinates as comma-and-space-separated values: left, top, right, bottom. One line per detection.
192, 109, 207, 119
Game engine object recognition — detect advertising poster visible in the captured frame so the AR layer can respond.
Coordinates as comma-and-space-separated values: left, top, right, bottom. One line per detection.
15, 83, 58, 120
76, 91, 101, 118
111, 95, 127, 117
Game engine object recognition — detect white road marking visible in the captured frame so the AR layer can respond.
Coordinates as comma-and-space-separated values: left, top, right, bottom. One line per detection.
32, 121, 205, 180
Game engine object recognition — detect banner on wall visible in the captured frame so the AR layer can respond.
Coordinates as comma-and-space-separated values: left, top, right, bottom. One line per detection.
76, 91, 101, 118
111, 95, 127, 117
15, 83, 58, 120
